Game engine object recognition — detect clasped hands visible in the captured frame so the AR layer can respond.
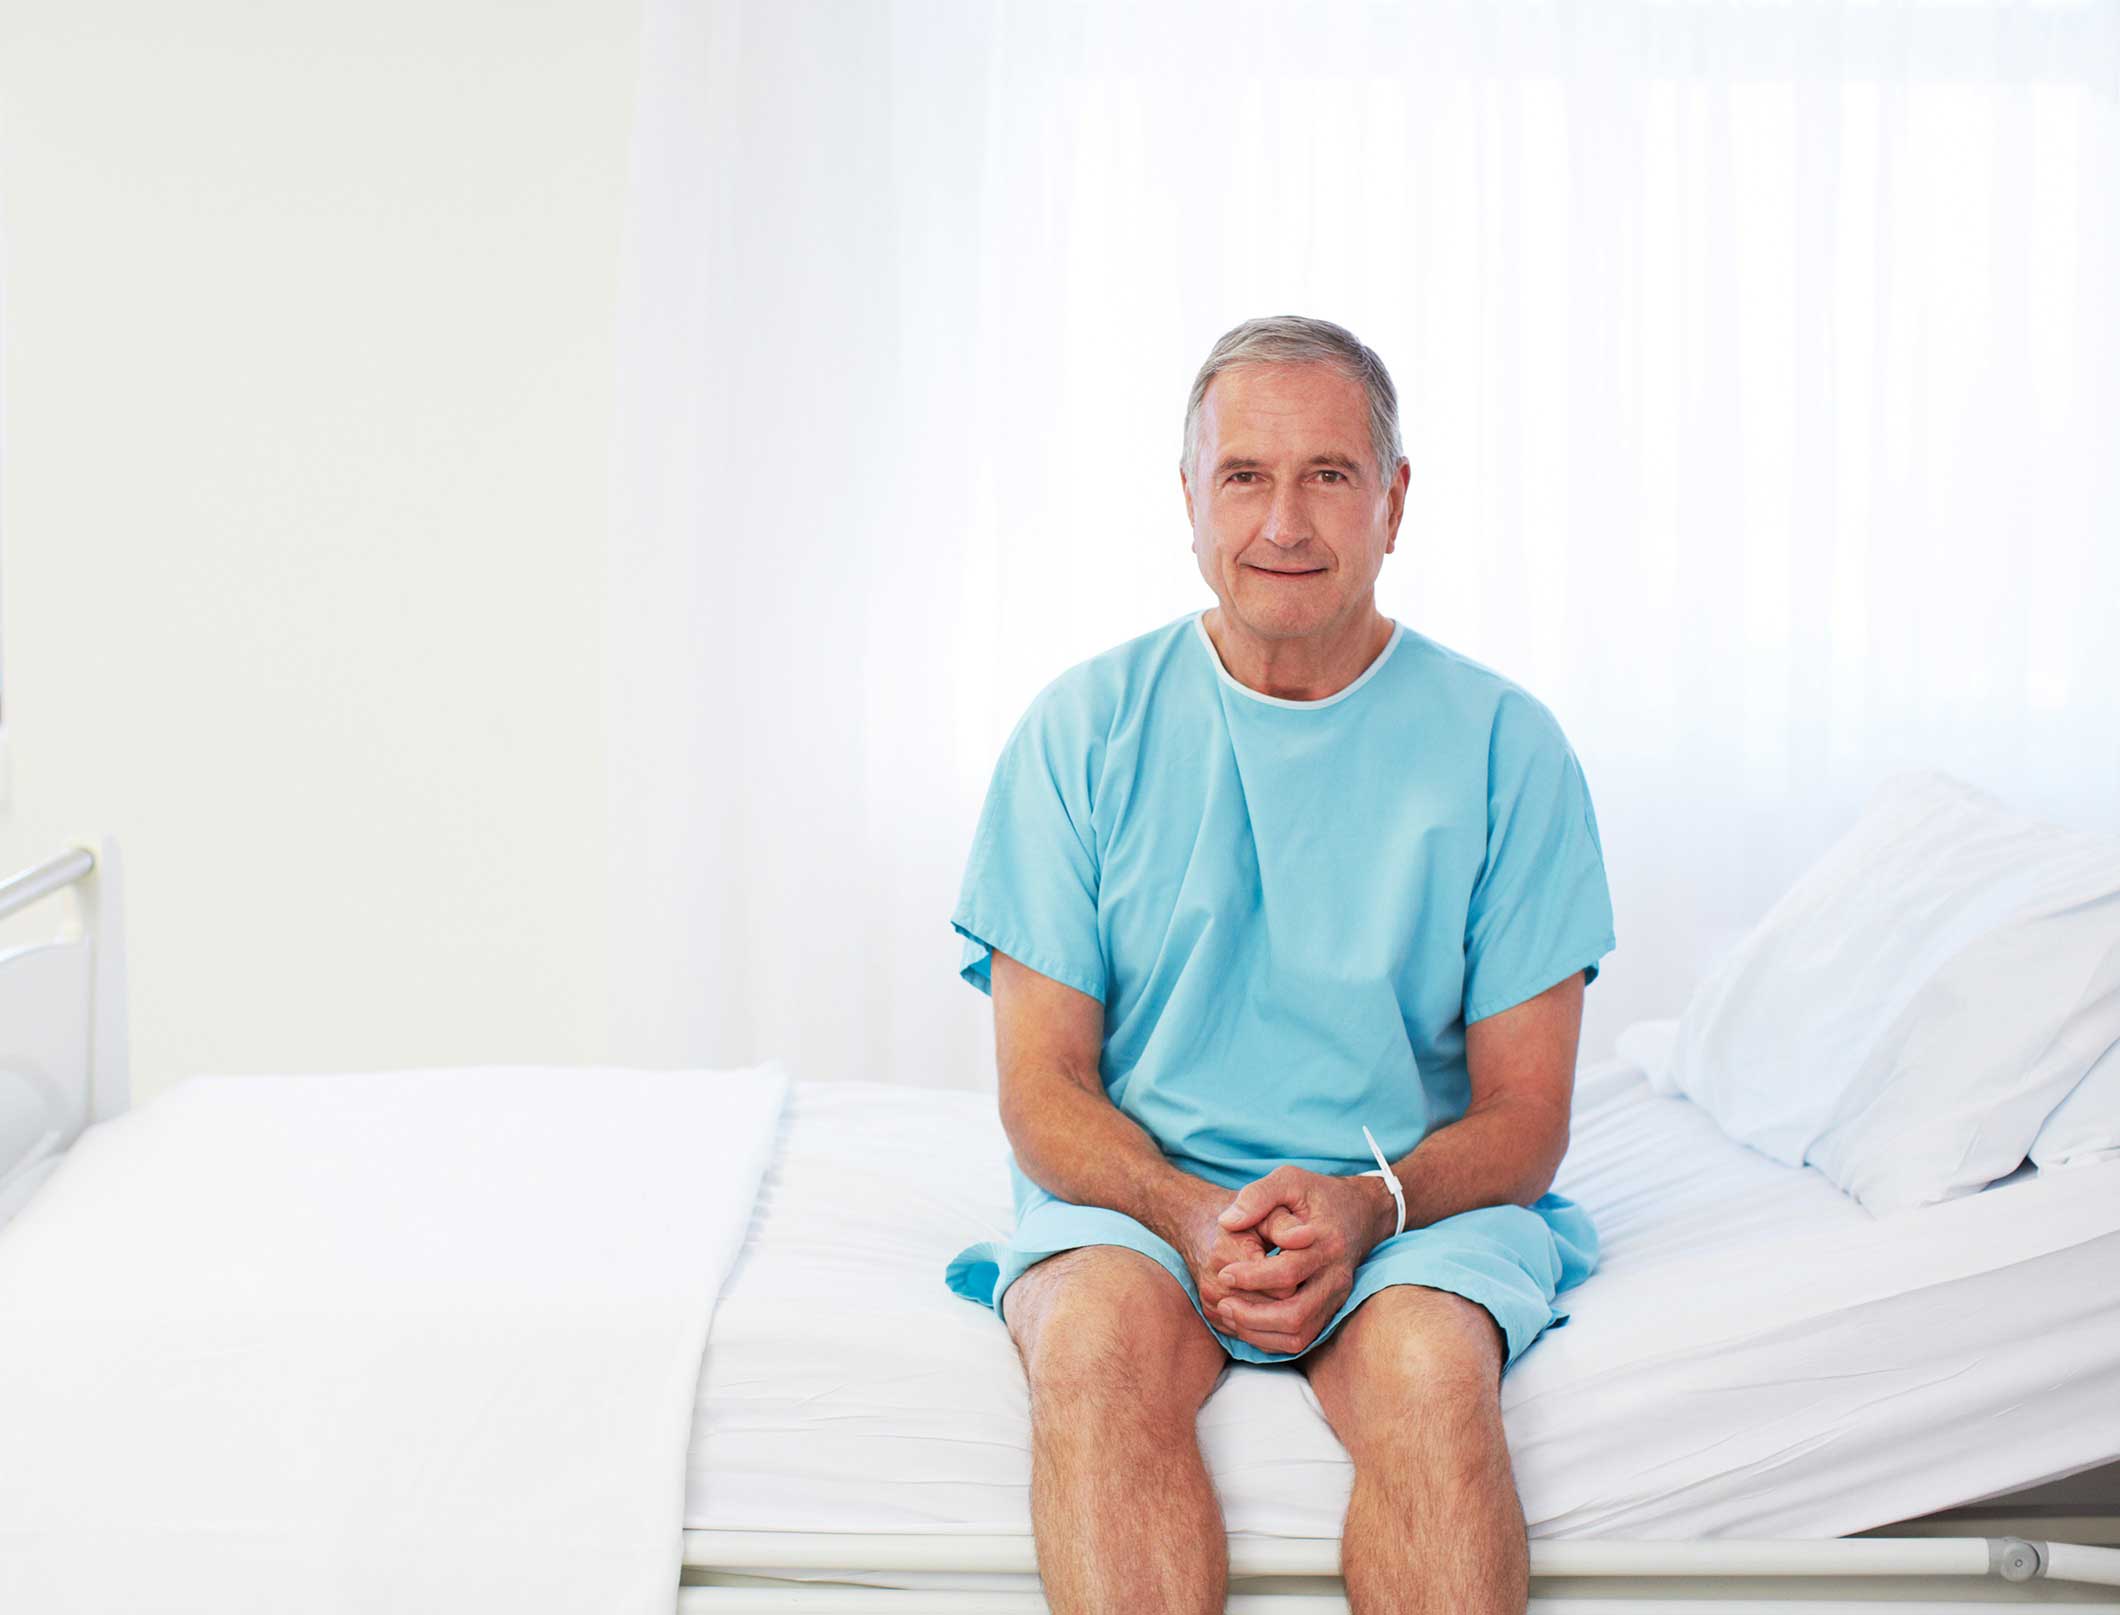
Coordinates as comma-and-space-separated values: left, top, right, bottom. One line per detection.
1180, 1163, 1395, 1356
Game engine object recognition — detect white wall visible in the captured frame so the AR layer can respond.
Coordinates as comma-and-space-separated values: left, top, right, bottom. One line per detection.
0, 2, 643, 1100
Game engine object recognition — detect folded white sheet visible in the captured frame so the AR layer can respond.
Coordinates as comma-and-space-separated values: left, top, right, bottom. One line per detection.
0, 1064, 788, 1615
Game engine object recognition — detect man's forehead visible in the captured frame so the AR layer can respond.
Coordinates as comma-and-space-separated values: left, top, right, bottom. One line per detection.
1202, 402, 1371, 474
1201, 365, 1368, 453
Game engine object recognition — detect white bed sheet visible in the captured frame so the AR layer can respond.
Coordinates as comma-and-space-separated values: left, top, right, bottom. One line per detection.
0, 1065, 788, 1614
685, 1051, 2120, 1544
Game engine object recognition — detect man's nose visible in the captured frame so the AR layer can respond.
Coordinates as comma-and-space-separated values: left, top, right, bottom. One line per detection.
1260, 479, 1312, 546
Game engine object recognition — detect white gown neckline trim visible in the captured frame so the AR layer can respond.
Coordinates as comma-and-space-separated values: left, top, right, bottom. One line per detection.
1192, 608, 1403, 710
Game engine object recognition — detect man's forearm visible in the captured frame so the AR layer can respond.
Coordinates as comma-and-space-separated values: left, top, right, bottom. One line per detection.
1001, 1070, 1216, 1250
1369, 1098, 1566, 1243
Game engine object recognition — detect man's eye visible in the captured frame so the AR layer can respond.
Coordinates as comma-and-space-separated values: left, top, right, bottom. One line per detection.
1229, 472, 1258, 484
1319, 470, 1345, 483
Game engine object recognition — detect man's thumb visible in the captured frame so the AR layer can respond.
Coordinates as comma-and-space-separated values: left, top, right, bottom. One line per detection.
1217, 1190, 1255, 1229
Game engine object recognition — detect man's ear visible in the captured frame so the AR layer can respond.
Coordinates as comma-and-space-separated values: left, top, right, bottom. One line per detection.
1384, 457, 1410, 549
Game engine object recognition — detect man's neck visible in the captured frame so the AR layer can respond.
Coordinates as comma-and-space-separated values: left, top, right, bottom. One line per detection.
1203, 605, 1393, 702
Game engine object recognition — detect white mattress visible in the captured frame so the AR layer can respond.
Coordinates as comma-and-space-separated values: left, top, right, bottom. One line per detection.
684, 1052, 2120, 1545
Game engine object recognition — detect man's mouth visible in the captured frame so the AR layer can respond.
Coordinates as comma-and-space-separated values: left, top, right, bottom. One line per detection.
1249, 565, 1323, 576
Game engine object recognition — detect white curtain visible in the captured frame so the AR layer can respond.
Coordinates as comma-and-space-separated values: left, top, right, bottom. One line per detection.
606, 0, 2120, 1093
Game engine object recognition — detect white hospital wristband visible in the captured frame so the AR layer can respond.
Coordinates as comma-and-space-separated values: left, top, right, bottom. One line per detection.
1361, 1124, 1406, 1241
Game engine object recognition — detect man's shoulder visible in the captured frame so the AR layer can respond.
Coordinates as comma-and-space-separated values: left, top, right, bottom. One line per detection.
1394, 625, 1574, 746
1019, 610, 1196, 730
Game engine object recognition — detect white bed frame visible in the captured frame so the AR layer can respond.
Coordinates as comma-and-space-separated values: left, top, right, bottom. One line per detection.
4, 842, 2116, 1612
0, 839, 127, 1230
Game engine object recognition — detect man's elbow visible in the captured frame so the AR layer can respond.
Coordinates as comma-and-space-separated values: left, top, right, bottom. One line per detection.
1523, 1103, 1571, 1204
996, 1058, 1096, 1149
995, 1064, 1043, 1146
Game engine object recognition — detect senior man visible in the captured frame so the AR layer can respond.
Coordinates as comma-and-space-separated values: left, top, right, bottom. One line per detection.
943, 315, 1613, 1615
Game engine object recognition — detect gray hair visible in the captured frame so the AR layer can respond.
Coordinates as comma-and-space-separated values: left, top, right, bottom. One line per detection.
1179, 315, 1405, 490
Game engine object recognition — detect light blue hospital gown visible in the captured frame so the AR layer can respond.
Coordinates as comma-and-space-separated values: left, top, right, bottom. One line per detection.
944, 607, 1614, 1371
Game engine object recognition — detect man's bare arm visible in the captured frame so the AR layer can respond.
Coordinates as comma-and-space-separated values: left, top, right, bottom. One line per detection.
989, 949, 1219, 1250
1361, 969, 1585, 1244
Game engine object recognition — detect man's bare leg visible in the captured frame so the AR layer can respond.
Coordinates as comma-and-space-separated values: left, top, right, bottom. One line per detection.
1300, 1284, 1528, 1615
1002, 1245, 1232, 1615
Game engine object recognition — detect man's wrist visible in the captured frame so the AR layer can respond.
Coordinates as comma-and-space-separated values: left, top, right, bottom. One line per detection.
1137, 1164, 1222, 1250
1364, 1167, 1403, 1247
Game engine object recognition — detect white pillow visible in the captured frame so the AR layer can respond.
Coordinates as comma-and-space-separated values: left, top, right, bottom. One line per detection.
2029, 1034, 2120, 1168
1668, 770, 2120, 1215
1614, 1018, 1680, 1094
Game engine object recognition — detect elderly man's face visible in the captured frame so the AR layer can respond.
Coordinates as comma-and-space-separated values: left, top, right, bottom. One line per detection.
1181, 361, 1407, 641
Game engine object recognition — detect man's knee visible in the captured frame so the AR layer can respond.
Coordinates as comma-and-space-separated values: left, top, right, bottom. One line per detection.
1369, 1285, 1505, 1377
1308, 1285, 1509, 1441
1003, 1245, 1222, 1417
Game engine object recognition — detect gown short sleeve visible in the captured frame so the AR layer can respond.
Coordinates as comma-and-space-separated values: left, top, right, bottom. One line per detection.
1461, 690, 1617, 1024
950, 681, 1108, 1004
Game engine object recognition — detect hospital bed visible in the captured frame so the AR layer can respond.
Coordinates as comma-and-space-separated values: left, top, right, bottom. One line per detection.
2, 839, 2118, 1612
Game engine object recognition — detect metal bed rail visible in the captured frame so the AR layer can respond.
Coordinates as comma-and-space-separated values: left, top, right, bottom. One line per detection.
0, 845, 95, 924
678, 1525, 2120, 1593
0, 837, 130, 1160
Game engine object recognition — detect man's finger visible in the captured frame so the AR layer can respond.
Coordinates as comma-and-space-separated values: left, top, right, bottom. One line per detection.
1261, 1208, 1316, 1249
1220, 1165, 1312, 1232
1215, 1284, 1314, 1338
1225, 1324, 1310, 1355
1218, 1246, 1325, 1295
1221, 1269, 1299, 1301
1216, 1178, 1277, 1233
